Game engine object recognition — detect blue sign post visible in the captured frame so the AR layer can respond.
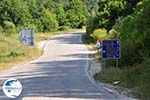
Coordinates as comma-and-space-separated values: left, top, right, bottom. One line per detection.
20, 28, 34, 46
102, 39, 121, 67
102, 40, 121, 59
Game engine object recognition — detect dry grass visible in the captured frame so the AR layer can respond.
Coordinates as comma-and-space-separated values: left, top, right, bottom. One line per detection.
0, 29, 85, 71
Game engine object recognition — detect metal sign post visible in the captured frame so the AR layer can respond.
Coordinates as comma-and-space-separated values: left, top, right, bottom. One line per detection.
116, 59, 119, 68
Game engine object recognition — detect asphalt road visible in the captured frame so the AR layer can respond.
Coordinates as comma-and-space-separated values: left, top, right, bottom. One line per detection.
0, 32, 126, 100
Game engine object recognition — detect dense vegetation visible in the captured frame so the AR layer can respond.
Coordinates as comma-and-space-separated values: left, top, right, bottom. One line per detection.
0, 0, 150, 99
0, 33, 42, 70
0, 0, 88, 33
85, 0, 150, 99
0, 0, 88, 70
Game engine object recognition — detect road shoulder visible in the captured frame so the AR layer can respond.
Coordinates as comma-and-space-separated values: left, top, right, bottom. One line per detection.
86, 49, 137, 100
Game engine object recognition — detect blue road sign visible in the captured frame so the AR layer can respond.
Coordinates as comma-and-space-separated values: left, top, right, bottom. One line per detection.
20, 28, 34, 46
102, 40, 121, 59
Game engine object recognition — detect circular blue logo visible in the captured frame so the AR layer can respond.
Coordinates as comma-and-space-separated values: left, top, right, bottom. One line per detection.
2, 78, 22, 98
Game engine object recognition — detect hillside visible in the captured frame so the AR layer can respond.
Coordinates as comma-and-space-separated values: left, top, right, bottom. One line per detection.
85, 0, 150, 99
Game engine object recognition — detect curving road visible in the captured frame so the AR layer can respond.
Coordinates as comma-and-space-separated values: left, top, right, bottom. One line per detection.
0, 32, 126, 100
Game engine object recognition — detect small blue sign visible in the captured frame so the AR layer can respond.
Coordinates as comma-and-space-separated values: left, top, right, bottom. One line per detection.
102, 40, 121, 59
20, 28, 34, 46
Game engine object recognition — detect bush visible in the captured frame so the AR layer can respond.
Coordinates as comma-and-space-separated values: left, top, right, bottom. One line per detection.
3, 21, 16, 34
121, 58, 150, 99
18, 19, 43, 32
91, 29, 108, 41
86, 16, 96, 35
58, 26, 70, 31
109, 5, 150, 66
95, 58, 150, 100
95, 67, 123, 83
65, 0, 88, 28
41, 10, 58, 32
108, 29, 120, 39
0, 26, 3, 33
94, 0, 150, 99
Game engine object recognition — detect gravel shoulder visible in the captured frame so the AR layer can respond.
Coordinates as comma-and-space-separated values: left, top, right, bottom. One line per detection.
87, 49, 138, 100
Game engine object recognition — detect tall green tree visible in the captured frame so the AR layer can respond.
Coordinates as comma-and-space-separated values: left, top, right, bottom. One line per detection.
86, 0, 142, 35
0, 0, 89, 33
110, 0, 150, 65
96, 0, 127, 31
65, 0, 88, 28
44, 1, 66, 27
0, 0, 31, 27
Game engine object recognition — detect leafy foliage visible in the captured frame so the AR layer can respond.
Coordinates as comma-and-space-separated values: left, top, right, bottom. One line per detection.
0, 0, 88, 33
3, 21, 16, 34
86, 0, 150, 99
91, 29, 108, 41
0, 0, 31, 27
110, 0, 150, 66
86, 0, 142, 35
65, 0, 88, 28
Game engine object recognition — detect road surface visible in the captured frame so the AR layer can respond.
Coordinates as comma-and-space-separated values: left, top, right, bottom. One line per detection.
0, 32, 128, 100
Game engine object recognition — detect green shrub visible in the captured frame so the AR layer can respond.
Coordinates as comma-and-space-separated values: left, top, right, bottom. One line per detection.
94, 0, 150, 99
91, 29, 108, 41
58, 26, 70, 31
65, 0, 88, 28
121, 58, 150, 99
3, 21, 16, 34
96, 58, 150, 99
109, 1, 150, 66
86, 16, 96, 35
95, 67, 123, 83
0, 26, 3, 33
41, 10, 58, 32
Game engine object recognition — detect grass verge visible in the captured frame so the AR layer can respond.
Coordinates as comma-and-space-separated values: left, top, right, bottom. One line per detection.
0, 33, 42, 71
0, 29, 85, 71
94, 59, 150, 100
82, 33, 150, 100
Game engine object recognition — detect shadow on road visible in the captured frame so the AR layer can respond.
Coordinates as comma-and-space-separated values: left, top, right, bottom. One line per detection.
0, 59, 111, 99
0, 32, 117, 100
53, 32, 85, 44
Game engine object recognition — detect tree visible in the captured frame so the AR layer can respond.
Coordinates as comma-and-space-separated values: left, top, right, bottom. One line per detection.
65, 0, 88, 28
96, 0, 127, 31
110, 0, 150, 65
0, 0, 88, 33
0, 0, 31, 28
44, 1, 66, 27
86, 0, 142, 35
41, 10, 58, 32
